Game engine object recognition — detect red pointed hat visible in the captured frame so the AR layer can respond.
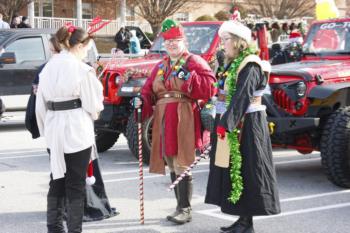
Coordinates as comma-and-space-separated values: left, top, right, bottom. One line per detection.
161, 19, 185, 40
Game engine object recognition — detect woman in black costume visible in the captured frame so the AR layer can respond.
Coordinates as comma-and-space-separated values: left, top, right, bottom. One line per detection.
205, 20, 280, 233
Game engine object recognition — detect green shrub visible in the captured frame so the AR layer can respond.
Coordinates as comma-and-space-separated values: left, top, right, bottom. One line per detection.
215, 10, 230, 21
144, 32, 155, 41
195, 15, 217, 21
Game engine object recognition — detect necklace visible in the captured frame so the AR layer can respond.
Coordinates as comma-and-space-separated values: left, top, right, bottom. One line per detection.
157, 55, 187, 81
225, 47, 257, 204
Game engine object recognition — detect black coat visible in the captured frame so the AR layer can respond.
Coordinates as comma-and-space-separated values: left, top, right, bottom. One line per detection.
25, 63, 45, 139
205, 63, 281, 216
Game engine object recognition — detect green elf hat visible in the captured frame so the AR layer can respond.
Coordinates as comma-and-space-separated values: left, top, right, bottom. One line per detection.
161, 19, 185, 40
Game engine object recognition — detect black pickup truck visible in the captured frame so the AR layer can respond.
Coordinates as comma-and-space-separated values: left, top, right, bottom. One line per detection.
0, 28, 98, 114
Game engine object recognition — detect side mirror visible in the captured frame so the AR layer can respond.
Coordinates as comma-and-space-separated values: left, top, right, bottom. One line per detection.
0, 52, 16, 64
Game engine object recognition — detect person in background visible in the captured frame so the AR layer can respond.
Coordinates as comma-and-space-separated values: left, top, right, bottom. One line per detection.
10, 15, 20, 28
205, 20, 280, 233
281, 22, 289, 35
129, 29, 141, 54
18, 16, 31, 28
133, 19, 217, 225
270, 22, 281, 43
36, 25, 104, 233
114, 27, 131, 53
0, 13, 10, 29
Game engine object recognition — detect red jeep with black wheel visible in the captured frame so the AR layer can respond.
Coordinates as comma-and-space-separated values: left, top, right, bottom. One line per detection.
266, 18, 350, 188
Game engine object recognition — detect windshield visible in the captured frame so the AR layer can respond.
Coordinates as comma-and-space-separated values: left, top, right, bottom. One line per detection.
150, 24, 219, 55
303, 21, 350, 55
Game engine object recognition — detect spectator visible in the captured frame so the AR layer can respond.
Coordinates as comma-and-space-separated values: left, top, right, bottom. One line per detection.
18, 16, 31, 28
0, 13, 10, 29
10, 15, 20, 28
114, 27, 131, 53
129, 30, 141, 54
281, 22, 289, 35
270, 22, 281, 42
289, 22, 303, 43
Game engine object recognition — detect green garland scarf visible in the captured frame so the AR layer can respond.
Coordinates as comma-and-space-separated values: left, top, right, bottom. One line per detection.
225, 47, 257, 204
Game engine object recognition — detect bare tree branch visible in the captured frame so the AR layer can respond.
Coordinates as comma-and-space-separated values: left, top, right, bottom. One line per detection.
244, 0, 315, 19
129, 0, 192, 34
0, 0, 33, 22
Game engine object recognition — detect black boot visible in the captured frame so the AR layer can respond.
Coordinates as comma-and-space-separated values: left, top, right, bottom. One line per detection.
66, 199, 84, 233
47, 196, 66, 233
168, 176, 192, 224
166, 172, 180, 220
221, 216, 254, 233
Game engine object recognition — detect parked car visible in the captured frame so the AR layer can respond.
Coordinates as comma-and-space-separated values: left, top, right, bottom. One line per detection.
266, 17, 350, 188
0, 28, 99, 113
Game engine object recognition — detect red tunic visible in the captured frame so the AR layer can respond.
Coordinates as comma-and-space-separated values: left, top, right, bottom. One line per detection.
141, 52, 217, 174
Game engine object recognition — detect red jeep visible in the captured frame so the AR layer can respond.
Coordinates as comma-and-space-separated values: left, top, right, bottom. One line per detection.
267, 18, 350, 188
95, 21, 223, 159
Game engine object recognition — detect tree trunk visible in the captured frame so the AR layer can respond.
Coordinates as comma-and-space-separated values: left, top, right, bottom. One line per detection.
151, 23, 162, 35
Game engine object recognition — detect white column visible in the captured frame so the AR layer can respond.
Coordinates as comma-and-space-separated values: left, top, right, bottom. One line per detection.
120, 0, 126, 27
28, 1, 35, 28
77, 0, 82, 27
39, 0, 43, 17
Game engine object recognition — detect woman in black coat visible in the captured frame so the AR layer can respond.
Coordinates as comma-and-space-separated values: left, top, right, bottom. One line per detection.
205, 20, 280, 233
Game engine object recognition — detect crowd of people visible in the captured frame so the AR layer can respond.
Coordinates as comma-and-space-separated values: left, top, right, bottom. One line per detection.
245, 20, 307, 44
0, 13, 31, 29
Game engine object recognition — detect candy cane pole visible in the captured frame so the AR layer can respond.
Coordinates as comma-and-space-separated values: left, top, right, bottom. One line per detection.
167, 145, 211, 191
136, 104, 145, 224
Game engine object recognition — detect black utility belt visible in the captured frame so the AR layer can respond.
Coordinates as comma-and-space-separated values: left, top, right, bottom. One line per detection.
47, 99, 82, 111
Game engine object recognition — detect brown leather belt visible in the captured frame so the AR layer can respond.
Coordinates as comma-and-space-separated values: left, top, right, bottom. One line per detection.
157, 93, 185, 99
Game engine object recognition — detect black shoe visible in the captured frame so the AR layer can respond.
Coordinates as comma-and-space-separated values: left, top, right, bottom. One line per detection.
221, 216, 253, 233
224, 222, 255, 233
220, 221, 239, 232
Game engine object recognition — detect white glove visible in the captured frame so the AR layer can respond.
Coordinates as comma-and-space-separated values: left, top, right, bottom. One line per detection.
133, 96, 142, 109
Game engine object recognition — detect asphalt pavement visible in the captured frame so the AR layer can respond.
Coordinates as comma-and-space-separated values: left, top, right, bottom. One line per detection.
0, 115, 349, 233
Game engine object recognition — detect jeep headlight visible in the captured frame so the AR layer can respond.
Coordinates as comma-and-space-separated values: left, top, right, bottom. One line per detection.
295, 81, 306, 97
115, 75, 121, 85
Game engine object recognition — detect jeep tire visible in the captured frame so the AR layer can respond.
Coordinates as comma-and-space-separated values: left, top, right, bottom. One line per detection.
320, 107, 350, 188
95, 131, 120, 153
125, 114, 151, 164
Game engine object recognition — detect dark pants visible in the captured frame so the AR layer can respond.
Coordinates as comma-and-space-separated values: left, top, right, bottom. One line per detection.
48, 147, 91, 200
47, 147, 91, 233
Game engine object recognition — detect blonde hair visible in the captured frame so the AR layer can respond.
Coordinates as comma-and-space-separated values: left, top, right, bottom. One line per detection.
225, 34, 249, 63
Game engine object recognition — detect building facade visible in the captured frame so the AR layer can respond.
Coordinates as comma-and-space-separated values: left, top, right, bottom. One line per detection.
19, 0, 350, 35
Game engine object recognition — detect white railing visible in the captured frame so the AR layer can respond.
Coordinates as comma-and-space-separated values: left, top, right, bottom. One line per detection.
33, 17, 153, 36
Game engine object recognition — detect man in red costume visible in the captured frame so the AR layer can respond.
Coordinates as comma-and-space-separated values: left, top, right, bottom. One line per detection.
134, 19, 217, 224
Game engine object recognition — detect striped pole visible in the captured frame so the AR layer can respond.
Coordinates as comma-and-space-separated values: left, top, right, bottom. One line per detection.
137, 107, 145, 224
167, 145, 211, 191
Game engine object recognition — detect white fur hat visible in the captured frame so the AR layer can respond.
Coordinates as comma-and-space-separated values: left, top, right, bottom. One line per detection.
218, 20, 252, 43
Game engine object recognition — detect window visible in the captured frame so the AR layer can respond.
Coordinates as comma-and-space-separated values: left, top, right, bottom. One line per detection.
34, 0, 53, 17
175, 12, 189, 22
150, 24, 220, 55
83, 3, 93, 19
6, 37, 46, 63
126, 6, 135, 21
